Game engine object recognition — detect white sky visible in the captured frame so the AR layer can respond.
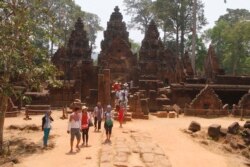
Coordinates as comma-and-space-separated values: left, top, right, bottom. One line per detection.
75, 0, 250, 52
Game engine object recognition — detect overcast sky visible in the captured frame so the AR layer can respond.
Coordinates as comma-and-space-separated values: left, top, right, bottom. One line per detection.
75, 0, 250, 52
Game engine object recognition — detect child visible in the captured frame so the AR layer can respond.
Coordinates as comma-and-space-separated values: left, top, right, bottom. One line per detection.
42, 111, 53, 148
117, 104, 124, 128
104, 105, 113, 142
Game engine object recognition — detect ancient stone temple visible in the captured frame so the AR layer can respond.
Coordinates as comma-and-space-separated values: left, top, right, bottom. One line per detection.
50, 18, 98, 106
185, 85, 227, 116
237, 92, 250, 116
204, 44, 225, 81
139, 20, 185, 84
182, 51, 194, 77
139, 20, 165, 79
98, 6, 137, 82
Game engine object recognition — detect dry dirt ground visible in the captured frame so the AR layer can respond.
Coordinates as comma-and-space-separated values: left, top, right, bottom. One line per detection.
1, 111, 250, 167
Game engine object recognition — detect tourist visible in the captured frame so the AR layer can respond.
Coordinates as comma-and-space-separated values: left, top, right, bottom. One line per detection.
115, 89, 120, 107
130, 80, 133, 89
112, 81, 120, 92
104, 105, 113, 142
81, 105, 91, 147
119, 86, 128, 113
93, 102, 103, 132
67, 101, 82, 153
117, 104, 125, 128
42, 111, 54, 148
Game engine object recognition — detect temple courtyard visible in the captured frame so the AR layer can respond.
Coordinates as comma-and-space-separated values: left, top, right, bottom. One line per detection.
2, 111, 249, 167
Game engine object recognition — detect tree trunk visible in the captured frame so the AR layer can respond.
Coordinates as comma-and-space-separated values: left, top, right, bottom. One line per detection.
180, 0, 185, 58
0, 94, 8, 152
176, 26, 179, 56
191, 0, 197, 73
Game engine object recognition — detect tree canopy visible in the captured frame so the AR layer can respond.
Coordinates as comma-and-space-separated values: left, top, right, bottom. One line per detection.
205, 9, 250, 75
0, 0, 102, 151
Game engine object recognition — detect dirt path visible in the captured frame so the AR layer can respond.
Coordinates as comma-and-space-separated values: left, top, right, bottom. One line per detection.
3, 112, 247, 167
124, 115, 246, 167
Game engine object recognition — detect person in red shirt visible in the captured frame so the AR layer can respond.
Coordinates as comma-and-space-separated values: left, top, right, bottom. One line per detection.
81, 106, 90, 147
117, 104, 124, 128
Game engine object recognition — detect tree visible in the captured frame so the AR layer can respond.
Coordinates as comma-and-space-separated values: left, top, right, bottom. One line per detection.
123, 0, 155, 32
153, 0, 207, 58
186, 35, 207, 73
205, 9, 250, 75
0, 0, 60, 152
84, 12, 103, 47
29, 0, 102, 55
129, 39, 141, 55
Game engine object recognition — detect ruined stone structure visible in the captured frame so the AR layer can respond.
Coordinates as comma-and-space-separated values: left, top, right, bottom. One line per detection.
131, 92, 149, 119
50, 18, 98, 106
139, 20, 185, 83
185, 85, 227, 116
38, 7, 250, 115
204, 45, 225, 81
237, 92, 250, 116
182, 51, 194, 77
98, 6, 137, 82
171, 44, 250, 110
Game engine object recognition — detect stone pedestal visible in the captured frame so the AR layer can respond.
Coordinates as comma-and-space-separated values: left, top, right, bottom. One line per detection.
132, 93, 149, 119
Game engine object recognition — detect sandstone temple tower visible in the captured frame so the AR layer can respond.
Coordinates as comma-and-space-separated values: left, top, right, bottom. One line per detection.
139, 20, 184, 84
98, 6, 138, 82
51, 18, 98, 105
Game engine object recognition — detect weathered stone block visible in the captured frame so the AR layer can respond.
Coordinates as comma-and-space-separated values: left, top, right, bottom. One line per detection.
188, 121, 201, 132
208, 124, 221, 139
242, 129, 250, 137
168, 111, 176, 118
141, 99, 149, 115
156, 111, 168, 118
228, 122, 240, 134
220, 128, 227, 136
244, 122, 250, 129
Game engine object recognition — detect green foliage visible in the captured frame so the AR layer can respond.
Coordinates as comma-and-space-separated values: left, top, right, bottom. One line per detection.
0, 0, 62, 93
123, 0, 155, 32
205, 9, 250, 75
129, 39, 141, 54
21, 0, 102, 55
186, 35, 207, 73
153, 0, 207, 56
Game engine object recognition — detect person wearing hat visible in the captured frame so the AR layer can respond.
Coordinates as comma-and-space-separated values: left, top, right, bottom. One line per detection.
81, 105, 91, 147
67, 100, 82, 153
104, 105, 114, 142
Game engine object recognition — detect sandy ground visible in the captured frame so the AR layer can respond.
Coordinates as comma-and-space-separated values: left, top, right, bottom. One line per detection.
2, 111, 249, 167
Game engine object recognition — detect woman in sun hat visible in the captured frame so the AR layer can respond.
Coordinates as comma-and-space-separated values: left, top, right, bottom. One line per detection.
81, 105, 92, 147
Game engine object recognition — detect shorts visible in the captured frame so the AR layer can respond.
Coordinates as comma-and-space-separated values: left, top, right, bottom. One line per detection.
70, 128, 81, 141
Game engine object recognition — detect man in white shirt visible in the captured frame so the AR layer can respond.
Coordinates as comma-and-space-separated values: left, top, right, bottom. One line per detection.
93, 102, 103, 132
67, 101, 82, 153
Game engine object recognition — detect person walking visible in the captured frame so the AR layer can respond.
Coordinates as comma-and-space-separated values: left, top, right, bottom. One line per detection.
81, 106, 91, 147
42, 111, 53, 148
119, 86, 128, 113
117, 104, 124, 128
93, 102, 103, 132
67, 101, 82, 153
104, 105, 113, 142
